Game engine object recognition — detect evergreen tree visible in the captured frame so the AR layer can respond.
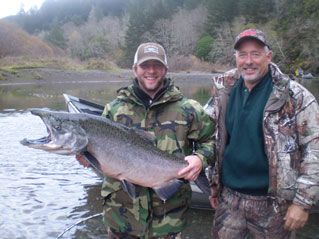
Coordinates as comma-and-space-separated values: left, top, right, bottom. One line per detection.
205, 0, 238, 36
196, 35, 214, 61
44, 19, 67, 49
120, 2, 152, 67
238, 0, 274, 23
120, 0, 172, 67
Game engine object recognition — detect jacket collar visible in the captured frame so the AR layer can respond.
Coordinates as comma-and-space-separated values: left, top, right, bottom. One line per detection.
117, 78, 183, 106
264, 63, 290, 113
213, 62, 290, 113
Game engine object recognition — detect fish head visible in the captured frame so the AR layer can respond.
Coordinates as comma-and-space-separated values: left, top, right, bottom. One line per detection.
20, 109, 88, 155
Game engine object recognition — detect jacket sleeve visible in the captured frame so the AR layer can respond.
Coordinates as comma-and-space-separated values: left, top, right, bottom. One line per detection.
186, 99, 216, 169
293, 92, 319, 210
102, 101, 117, 119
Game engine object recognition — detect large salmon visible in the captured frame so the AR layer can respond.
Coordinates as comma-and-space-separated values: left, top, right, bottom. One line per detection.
20, 109, 211, 201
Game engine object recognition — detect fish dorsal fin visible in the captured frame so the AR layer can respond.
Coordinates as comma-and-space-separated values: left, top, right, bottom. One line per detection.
133, 129, 157, 144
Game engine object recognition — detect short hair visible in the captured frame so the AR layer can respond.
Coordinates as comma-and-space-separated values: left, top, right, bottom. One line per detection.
264, 46, 270, 56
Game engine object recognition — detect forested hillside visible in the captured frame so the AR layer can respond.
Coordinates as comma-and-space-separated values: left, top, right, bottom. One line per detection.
2, 0, 319, 74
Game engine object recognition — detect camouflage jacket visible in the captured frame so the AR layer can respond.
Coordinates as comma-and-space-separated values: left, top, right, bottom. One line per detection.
101, 78, 215, 238
209, 63, 319, 210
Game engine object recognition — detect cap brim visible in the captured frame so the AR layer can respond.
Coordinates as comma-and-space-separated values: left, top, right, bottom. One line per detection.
136, 56, 167, 67
234, 36, 268, 50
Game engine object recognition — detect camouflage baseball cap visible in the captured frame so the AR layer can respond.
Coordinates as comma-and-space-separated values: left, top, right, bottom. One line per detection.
234, 29, 271, 50
134, 42, 168, 67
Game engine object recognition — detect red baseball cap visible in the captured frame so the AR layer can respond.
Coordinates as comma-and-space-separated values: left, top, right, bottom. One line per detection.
234, 29, 271, 50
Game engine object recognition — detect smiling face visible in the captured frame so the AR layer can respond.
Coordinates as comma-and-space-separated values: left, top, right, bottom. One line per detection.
234, 38, 272, 90
133, 59, 167, 98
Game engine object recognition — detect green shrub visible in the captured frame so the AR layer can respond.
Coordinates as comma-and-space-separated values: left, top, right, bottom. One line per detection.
195, 36, 214, 61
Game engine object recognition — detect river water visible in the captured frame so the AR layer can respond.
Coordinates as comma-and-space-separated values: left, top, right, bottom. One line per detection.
0, 72, 318, 239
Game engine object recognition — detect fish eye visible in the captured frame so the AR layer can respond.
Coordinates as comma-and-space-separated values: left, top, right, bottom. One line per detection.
54, 125, 61, 130
53, 119, 62, 131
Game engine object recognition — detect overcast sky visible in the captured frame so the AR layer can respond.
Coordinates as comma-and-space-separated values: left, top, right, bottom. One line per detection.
0, 0, 44, 18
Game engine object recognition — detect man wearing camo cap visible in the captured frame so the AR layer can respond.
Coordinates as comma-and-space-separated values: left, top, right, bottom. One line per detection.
77, 42, 215, 239
207, 29, 319, 238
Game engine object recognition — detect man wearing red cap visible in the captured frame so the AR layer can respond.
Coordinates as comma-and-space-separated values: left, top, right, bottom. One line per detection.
208, 29, 319, 238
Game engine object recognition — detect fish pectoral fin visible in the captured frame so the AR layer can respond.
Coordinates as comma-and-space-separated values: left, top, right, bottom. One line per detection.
152, 179, 184, 201
121, 180, 137, 200
80, 151, 103, 173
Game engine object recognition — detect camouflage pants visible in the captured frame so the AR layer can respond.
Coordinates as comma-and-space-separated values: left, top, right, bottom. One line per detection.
212, 187, 295, 239
107, 227, 182, 239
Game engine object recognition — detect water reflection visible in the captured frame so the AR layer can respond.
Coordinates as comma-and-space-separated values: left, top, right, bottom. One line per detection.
0, 72, 213, 113
1, 74, 319, 238
0, 112, 101, 239
297, 78, 319, 98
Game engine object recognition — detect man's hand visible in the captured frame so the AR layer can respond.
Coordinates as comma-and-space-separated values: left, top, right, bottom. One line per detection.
178, 155, 202, 181
209, 196, 219, 209
284, 204, 309, 231
75, 154, 92, 168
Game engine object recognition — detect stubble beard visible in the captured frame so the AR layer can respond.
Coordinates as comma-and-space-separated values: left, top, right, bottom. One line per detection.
140, 76, 165, 95
241, 73, 259, 84
240, 68, 261, 84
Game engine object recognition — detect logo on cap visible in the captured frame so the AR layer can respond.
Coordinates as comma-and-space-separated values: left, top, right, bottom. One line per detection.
144, 46, 159, 54
240, 29, 258, 38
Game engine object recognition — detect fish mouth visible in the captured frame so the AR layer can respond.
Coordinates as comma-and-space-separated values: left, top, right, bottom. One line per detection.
20, 109, 63, 151
20, 135, 51, 146
20, 128, 63, 151
20, 109, 88, 155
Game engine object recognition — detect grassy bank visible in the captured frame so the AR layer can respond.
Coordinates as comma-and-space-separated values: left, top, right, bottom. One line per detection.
0, 56, 123, 81
0, 55, 230, 82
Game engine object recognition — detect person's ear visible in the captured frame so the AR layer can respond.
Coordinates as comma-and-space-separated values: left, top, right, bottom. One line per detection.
267, 51, 273, 63
132, 65, 138, 77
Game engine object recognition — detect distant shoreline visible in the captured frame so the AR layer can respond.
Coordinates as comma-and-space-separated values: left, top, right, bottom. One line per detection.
0, 67, 217, 86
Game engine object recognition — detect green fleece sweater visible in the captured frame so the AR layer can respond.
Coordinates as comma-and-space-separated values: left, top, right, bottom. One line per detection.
222, 71, 273, 195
